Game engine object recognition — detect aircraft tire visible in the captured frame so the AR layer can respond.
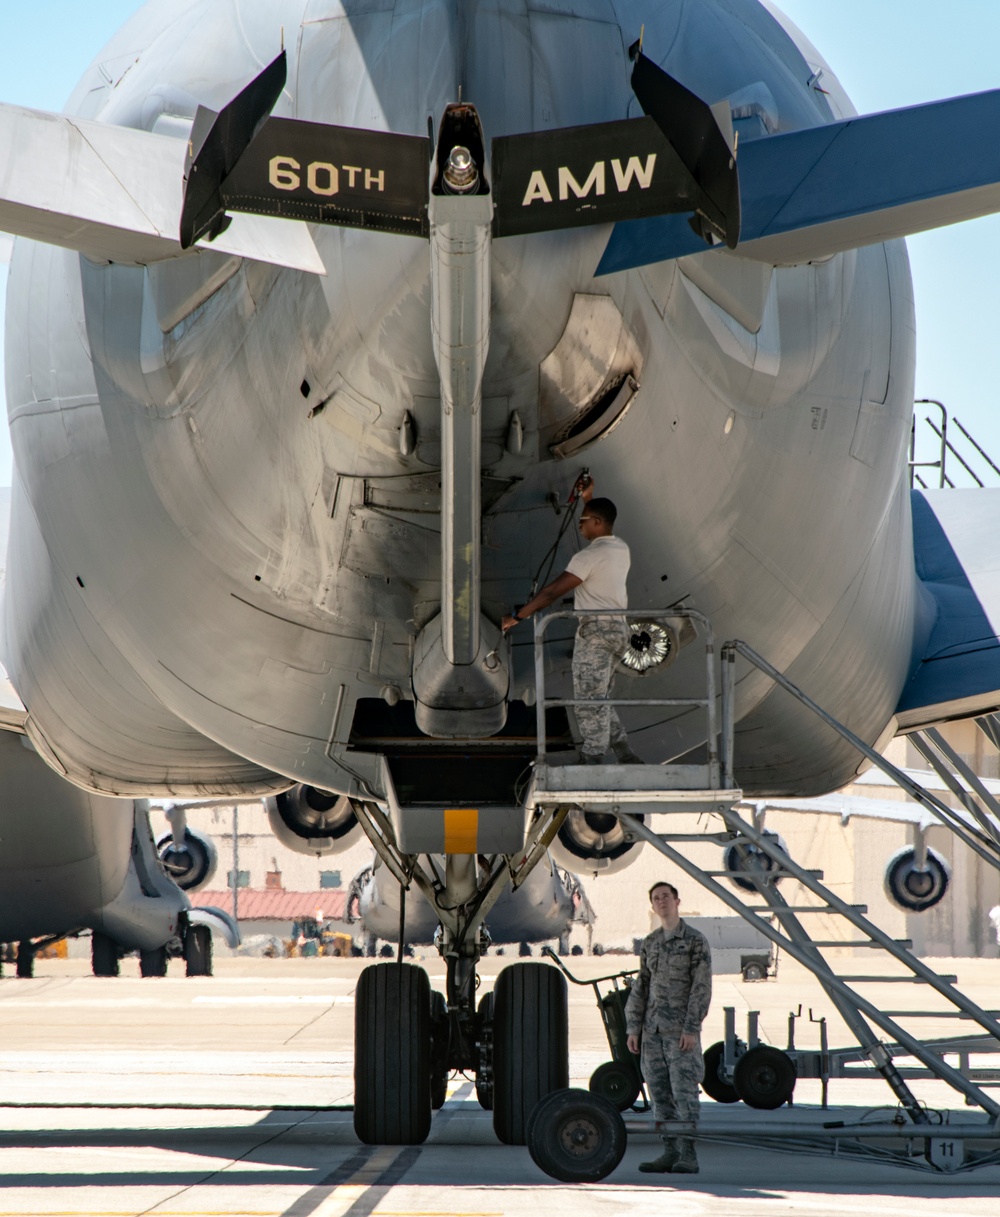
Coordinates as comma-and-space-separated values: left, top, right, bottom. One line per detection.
527, 1088, 626, 1183
588, 1059, 642, 1111
732, 1045, 797, 1110
15, 941, 34, 979
139, 945, 169, 978
491, 962, 568, 1145
701, 1041, 740, 1104
475, 991, 495, 1110
184, 924, 213, 976
354, 962, 431, 1145
430, 989, 449, 1110
91, 932, 120, 978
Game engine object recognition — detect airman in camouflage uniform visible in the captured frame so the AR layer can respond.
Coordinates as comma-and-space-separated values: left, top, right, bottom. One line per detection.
501, 476, 643, 763
626, 882, 712, 1174
573, 617, 630, 758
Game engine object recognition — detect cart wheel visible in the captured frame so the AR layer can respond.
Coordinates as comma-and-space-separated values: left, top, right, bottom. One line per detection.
527, 1088, 626, 1183
701, 1041, 740, 1104
589, 1059, 642, 1112
741, 959, 767, 982
733, 1045, 797, 1109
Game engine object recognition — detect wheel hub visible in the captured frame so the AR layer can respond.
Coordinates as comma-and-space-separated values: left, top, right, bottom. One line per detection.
560, 1117, 599, 1157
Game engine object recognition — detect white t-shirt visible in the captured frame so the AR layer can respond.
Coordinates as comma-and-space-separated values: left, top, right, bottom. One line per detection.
565, 535, 631, 611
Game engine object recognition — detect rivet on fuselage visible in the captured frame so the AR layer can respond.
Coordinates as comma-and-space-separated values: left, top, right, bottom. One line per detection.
724, 411, 735, 435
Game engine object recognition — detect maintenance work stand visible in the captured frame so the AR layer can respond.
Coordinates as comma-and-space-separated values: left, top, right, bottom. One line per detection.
523, 606, 1000, 1181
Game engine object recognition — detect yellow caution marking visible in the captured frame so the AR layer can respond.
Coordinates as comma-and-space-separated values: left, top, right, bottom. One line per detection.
443, 807, 479, 853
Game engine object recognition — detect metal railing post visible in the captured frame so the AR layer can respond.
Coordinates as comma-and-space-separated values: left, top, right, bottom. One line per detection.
721, 644, 736, 789
534, 615, 548, 763
703, 620, 719, 787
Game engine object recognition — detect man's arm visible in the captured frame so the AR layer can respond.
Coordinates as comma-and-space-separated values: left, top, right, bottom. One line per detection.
501, 569, 581, 633
682, 935, 713, 1037
624, 941, 651, 1053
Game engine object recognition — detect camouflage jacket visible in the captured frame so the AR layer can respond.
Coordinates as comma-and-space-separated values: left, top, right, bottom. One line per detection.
624, 920, 712, 1037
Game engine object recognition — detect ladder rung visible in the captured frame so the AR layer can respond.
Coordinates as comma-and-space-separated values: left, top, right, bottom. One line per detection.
836, 975, 958, 984
808, 940, 913, 948
744, 905, 867, 914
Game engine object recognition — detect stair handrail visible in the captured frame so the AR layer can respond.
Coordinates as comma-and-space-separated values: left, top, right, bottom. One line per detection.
722, 639, 1000, 872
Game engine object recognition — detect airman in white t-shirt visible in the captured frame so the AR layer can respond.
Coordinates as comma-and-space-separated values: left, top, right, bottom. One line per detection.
502, 478, 643, 763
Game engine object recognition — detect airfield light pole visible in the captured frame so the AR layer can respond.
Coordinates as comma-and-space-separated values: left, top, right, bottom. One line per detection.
231, 805, 239, 929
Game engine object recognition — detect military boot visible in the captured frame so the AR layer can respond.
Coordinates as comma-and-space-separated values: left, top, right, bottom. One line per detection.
670, 1137, 699, 1174
638, 1139, 679, 1173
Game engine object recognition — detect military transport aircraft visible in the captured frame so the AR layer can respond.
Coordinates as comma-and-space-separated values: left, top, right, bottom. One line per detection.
4, 0, 1000, 1146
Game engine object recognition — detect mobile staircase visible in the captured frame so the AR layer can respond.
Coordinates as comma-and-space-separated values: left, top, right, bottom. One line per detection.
525, 610, 1000, 1177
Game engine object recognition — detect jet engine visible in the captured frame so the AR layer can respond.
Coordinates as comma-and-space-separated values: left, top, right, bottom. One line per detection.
547, 807, 645, 877
884, 845, 950, 912
156, 815, 218, 893
265, 786, 364, 857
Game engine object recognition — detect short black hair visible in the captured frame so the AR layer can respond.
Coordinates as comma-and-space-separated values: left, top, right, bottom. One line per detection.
586, 497, 617, 527
649, 881, 678, 901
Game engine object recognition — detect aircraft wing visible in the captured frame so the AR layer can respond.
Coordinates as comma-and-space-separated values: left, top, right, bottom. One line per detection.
896, 490, 1000, 730
598, 88, 1000, 273
0, 103, 324, 273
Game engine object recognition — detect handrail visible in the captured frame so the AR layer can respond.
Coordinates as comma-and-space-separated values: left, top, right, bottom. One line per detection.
910, 398, 947, 489
910, 399, 1000, 490
722, 638, 1000, 873
533, 606, 720, 783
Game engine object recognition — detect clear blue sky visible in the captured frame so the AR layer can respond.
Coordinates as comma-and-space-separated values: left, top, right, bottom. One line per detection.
1, 1, 999, 484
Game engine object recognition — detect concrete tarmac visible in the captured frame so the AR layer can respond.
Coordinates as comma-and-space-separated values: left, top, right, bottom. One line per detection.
0, 953, 998, 1215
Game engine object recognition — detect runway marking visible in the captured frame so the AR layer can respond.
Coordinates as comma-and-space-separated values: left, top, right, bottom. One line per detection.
283, 1144, 422, 1217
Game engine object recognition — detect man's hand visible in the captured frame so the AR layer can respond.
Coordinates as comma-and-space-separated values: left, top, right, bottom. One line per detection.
679, 1032, 697, 1052
573, 472, 594, 503
626, 1034, 640, 1055
501, 614, 520, 633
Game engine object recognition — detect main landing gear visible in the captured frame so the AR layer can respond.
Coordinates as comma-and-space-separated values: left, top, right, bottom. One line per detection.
349, 804, 571, 1147
352, 956, 568, 1146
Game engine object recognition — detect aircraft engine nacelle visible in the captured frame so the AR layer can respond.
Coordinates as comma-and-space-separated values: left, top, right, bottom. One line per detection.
156, 826, 218, 893
547, 807, 645, 878
265, 786, 364, 857
884, 845, 950, 912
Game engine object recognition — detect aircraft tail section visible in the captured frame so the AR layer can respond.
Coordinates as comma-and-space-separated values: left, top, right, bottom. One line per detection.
896, 490, 1000, 730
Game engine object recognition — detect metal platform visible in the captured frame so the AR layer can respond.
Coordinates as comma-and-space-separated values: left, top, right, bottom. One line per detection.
526, 762, 740, 813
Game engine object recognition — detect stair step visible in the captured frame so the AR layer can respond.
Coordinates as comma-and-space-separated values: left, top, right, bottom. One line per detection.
744, 904, 867, 914
881, 1010, 1000, 1018
809, 940, 913, 948
836, 975, 958, 984
702, 869, 824, 880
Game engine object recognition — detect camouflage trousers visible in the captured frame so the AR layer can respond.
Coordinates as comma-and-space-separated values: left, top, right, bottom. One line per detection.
640, 1029, 704, 1138
572, 620, 629, 758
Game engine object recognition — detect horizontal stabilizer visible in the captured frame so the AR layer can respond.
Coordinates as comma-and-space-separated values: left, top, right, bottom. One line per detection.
188, 52, 738, 245
599, 87, 1000, 274
180, 50, 289, 247
896, 490, 1000, 730
0, 102, 325, 273
213, 116, 432, 237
